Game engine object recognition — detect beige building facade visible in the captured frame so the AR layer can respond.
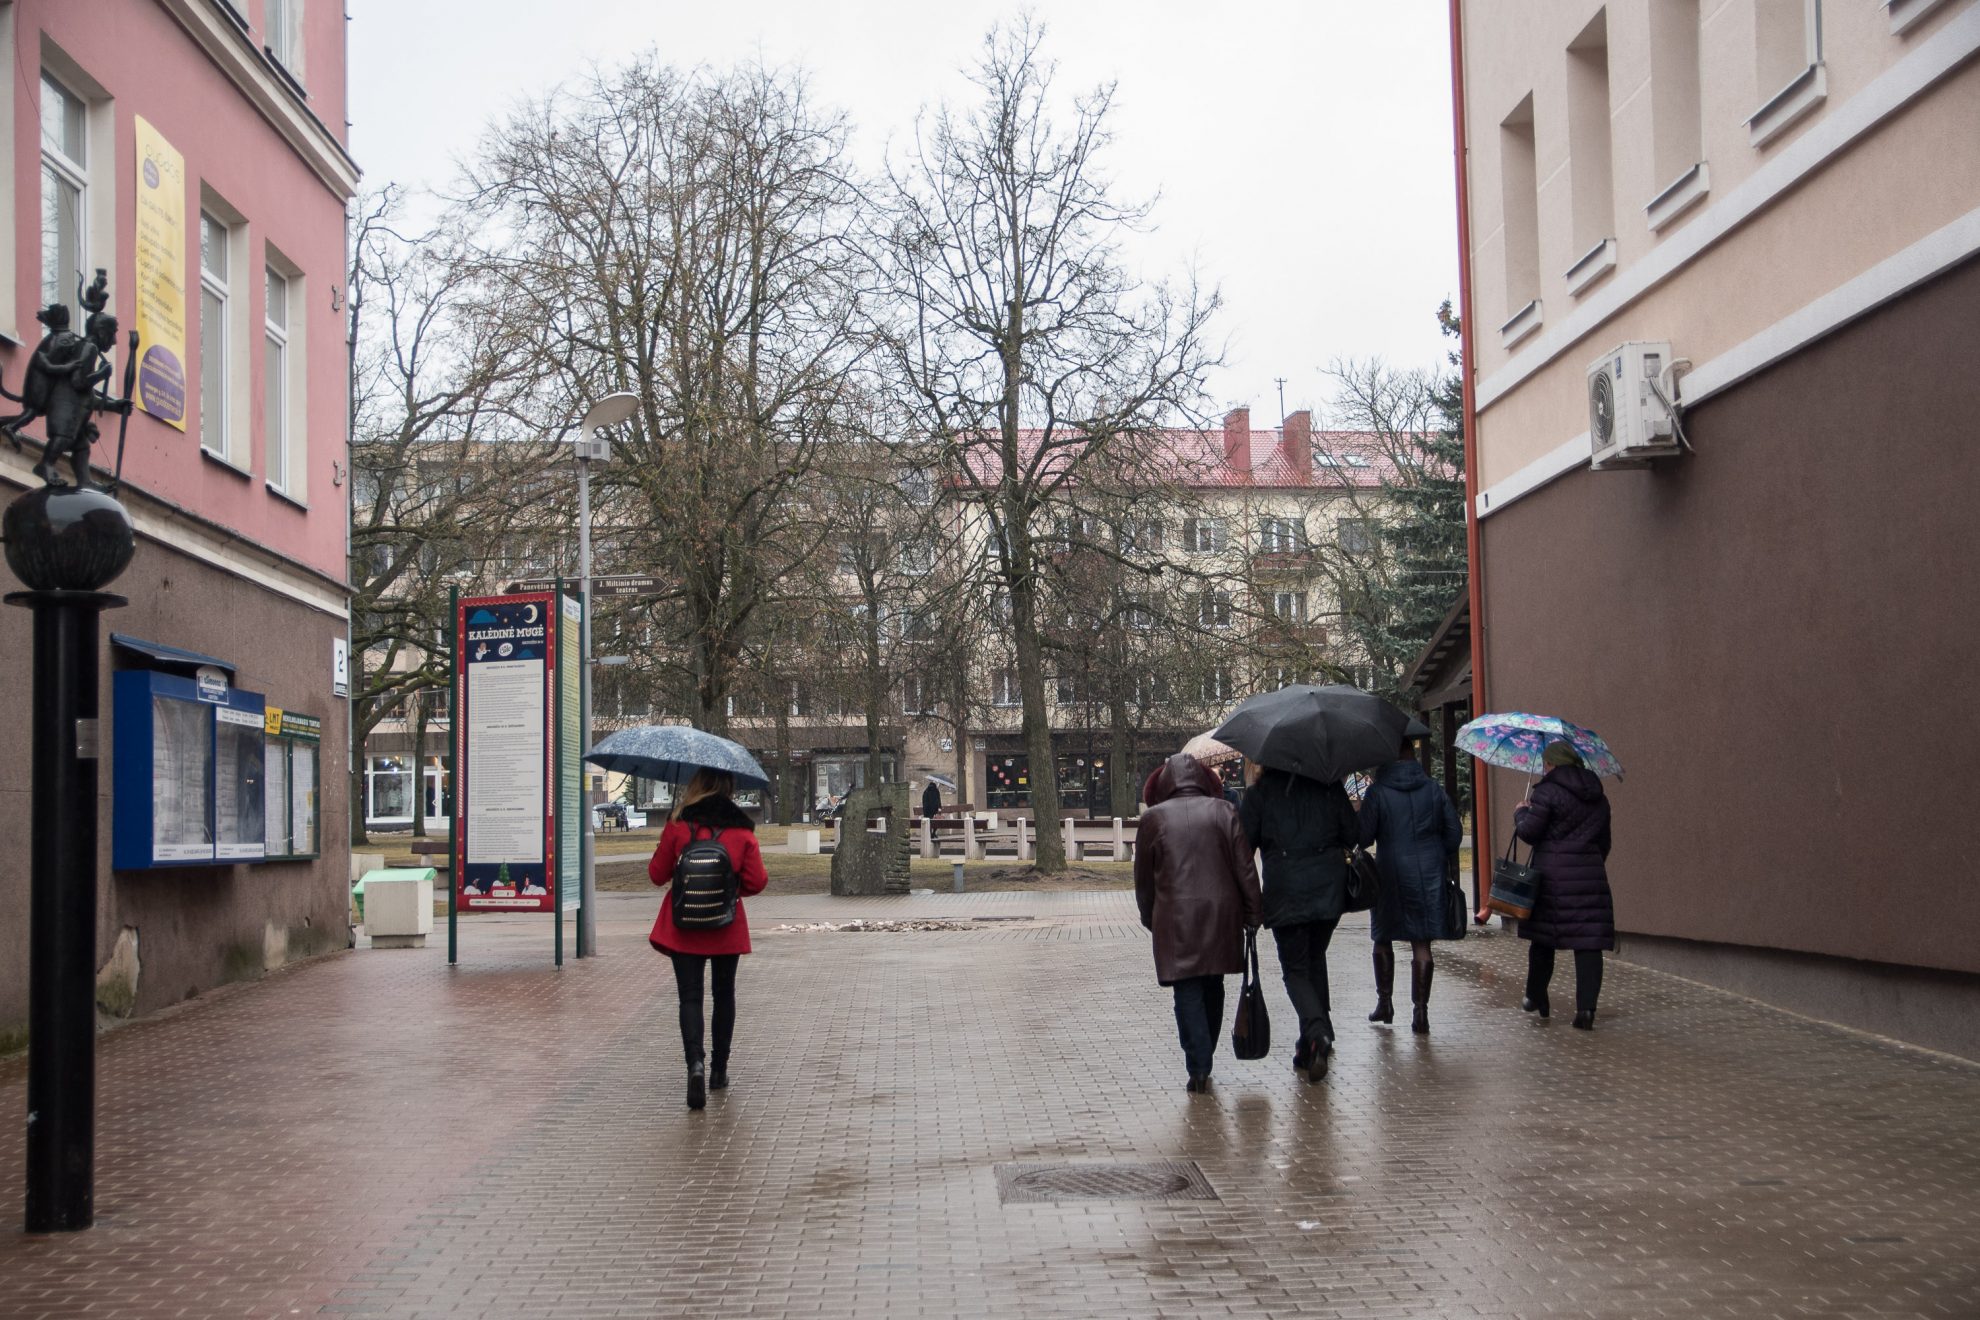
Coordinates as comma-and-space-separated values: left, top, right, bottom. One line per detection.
1454, 0, 1980, 1056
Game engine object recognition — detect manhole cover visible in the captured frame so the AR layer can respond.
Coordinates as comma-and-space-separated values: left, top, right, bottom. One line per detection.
995, 1160, 1217, 1203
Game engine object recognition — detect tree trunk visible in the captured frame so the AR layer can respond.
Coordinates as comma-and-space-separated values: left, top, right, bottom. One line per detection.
1009, 539, 1064, 872
864, 620, 886, 788
411, 694, 429, 839
1109, 693, 1138, 818
773, 700, 793, 825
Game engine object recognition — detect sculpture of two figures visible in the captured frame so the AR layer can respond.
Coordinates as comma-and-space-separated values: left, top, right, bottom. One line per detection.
1, 270, 137, 490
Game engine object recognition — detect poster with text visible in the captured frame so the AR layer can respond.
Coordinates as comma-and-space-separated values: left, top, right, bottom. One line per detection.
457, 594, 556, 911
133, 117, 188, 429
558, 593, 583, 912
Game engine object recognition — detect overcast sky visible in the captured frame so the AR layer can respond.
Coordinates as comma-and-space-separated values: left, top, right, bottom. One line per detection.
345, 1, 1458, 426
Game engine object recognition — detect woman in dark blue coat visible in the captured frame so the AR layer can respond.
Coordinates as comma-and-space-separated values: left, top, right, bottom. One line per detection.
1514, 740, 1615, 1030
1358, 744, 1463, 1033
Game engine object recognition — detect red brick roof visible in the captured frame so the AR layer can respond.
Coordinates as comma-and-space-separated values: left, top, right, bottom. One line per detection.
957, 428, 1398, 491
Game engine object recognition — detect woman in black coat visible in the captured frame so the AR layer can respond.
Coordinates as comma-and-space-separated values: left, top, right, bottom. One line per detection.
1358, 745, 1463, 1034
1239, 767, 1357, 1080
1514, 740, 1615, 1030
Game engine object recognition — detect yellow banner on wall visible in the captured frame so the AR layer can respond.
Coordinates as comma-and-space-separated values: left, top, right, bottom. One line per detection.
133, 117, 187, 430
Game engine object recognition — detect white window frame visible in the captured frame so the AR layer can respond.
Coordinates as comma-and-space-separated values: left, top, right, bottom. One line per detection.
262, 251, 307, 501
1199, 590, 1233, 630
199, 210, 232, 460
265, 0, 305, 80
1185, 517, 1226, 554
1200, 666, 1233, 704
40, 72, 88, 321
992, 669, 1020, 708
1271, 590, 1306, 622
264, 263, 290, 491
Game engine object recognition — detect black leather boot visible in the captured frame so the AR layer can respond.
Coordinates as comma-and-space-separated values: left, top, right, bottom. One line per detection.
709, 1063, 729, 1091
1369, 944, 1395, 1024
1411, 960, 1433, 1034
687, 1060, 707, 1110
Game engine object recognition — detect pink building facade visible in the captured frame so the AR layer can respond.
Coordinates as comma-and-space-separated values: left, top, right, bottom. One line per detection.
0, 0, 357, 1035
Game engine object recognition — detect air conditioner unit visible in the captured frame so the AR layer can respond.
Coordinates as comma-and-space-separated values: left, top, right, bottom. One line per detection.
1587, 341, 1680, 470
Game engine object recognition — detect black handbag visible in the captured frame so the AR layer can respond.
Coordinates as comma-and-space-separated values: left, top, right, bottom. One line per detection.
1231, 929, 1271, 1060
1345, 846, 1380, 913
1487, 838, 1539, 920
1442, 860, 1469, 941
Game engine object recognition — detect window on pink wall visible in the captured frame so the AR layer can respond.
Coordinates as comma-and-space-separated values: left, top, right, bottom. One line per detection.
200, 213, 231, 458
266, 0, 305, 80
40, 73, 89, 319
264, 266, 289, 490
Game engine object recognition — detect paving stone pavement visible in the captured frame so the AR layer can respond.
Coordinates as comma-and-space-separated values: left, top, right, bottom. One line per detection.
1, 889, 1976, 1319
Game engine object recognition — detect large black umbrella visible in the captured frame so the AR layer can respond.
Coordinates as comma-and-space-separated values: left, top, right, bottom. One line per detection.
1211, 684, 1414, 783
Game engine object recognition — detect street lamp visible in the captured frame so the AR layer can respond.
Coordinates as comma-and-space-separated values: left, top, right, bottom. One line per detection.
573, 391, 639, 960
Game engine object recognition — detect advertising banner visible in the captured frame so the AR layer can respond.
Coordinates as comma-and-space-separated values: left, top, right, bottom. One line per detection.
558, 593, 583, 912
456, 594, 556, 911
132, 117, 188, 430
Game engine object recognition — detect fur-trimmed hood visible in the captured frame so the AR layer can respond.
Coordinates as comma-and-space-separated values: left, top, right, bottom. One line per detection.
675, 796, 756, 832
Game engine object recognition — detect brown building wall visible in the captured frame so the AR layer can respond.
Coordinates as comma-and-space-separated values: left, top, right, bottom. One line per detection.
1478, 253, 1980, 980
0, 531, 351, 1032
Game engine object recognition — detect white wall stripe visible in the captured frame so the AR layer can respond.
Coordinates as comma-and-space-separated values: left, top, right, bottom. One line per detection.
1476, 204, 1980, 519
1475, 5, 1980, 413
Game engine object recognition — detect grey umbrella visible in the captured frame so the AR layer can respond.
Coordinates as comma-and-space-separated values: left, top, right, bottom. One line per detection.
584, 725, 769, 789
1211, 684, 1413, 783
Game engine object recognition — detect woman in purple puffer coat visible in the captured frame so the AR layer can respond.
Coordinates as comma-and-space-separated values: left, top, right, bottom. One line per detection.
1514, 740, 1614, 1030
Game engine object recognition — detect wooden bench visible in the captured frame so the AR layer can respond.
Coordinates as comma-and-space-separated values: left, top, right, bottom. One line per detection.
387, 838, 452, 871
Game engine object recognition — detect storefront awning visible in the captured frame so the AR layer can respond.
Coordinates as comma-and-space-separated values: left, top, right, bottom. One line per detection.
110, 633, 237, 677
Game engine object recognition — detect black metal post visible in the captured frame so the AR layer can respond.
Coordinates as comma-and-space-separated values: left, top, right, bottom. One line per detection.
8, 588, 123, 1233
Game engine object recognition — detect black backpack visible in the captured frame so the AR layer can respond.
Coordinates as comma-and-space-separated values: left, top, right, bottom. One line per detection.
671, 827, 740, 930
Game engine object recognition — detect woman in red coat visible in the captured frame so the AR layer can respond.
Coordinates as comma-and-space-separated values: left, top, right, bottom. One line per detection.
648, 770, 769, 1109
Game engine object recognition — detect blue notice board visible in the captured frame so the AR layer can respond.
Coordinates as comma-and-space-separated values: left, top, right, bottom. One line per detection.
113, 670, 268, 869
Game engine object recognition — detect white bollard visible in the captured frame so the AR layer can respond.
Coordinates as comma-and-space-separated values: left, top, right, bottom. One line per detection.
964, 814, 981, 861
1017, 818, 1031, 861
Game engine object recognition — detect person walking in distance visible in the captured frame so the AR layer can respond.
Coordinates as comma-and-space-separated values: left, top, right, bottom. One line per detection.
648, 769, 769, 1108
1240, 765, 1358, 1079
1516, 741, 1615, 1030
1134, 753, 1263, 1094
1359, 740, 1464, 1033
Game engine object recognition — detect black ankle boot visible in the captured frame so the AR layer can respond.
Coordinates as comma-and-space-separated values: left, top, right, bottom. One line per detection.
1522, 993, 1550, 1019
709, 1064, 729, 1091
1370, 945, 1395, 1024
1411, 961, 1433, 1035
687, 1061, 707, 1110
1305, 1035, 1330, 1082
1572, 1009, 1596, 1031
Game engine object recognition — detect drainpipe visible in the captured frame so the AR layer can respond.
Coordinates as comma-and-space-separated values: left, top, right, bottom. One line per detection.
1448, 0, 1493, 918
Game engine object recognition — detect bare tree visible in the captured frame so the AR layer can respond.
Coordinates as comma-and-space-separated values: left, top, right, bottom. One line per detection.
459, 59, 868, 732
346, 190, 549, 845
878, 19, 1218, 870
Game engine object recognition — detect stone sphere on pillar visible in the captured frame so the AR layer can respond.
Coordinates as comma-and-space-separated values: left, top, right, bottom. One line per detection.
2, 485, 137, 593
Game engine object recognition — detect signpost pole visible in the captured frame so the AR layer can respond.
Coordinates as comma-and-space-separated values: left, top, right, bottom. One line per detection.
554, 577, 565, 970
576, 454, 595, 959
448, 585, 459, 967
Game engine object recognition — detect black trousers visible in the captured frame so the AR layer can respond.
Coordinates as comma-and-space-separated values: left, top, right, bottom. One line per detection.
1273, 918, 1340, 1045
669, 952, 740, 1067
1170, 975, 1226, 1076
1525, 944, 1604, 1012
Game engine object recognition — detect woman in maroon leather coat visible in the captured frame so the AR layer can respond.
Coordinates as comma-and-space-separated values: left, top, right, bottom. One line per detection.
1134, 753, 1263, 1093
1514, 741, 1615, 1030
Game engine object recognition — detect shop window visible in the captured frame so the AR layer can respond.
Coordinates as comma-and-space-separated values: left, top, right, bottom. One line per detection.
264, 710, 322, 859
986, 755, 1029, 809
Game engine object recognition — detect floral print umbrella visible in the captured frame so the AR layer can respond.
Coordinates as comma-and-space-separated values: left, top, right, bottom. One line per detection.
1455, 712, 1624, 778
